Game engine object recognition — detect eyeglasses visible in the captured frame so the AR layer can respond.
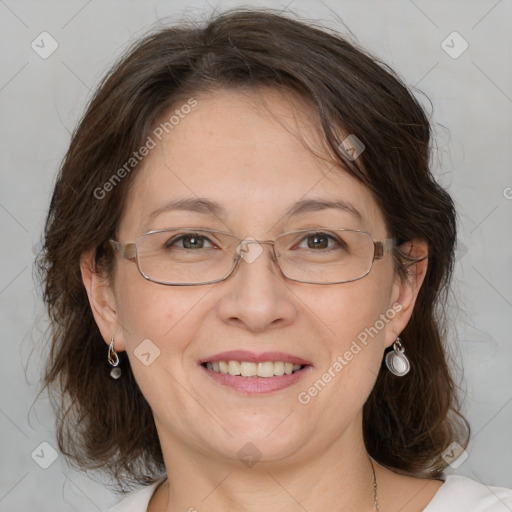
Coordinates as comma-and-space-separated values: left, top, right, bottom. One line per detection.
109, 227, 395, 286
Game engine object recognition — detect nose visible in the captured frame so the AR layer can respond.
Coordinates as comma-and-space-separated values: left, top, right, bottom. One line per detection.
215, 240, 298, 332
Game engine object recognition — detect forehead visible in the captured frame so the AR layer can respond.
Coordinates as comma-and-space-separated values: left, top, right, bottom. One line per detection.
119, 88, 385, 237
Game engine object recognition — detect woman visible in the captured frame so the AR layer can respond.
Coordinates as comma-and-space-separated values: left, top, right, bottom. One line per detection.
38, 8, 512, 512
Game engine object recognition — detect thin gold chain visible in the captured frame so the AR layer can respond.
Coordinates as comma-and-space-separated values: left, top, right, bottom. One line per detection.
369, 456, 381, 511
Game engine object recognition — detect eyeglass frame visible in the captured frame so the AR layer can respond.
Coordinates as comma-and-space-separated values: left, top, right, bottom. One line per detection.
109, 227, 396, 286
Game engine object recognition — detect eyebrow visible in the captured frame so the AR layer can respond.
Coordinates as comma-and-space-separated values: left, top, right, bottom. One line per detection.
147, 196, 363, 223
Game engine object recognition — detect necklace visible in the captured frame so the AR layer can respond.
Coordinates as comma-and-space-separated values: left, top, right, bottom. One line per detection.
369, 456, 381, 511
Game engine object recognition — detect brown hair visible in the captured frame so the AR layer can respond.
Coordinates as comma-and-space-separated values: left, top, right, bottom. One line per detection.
37, 8, 469, 490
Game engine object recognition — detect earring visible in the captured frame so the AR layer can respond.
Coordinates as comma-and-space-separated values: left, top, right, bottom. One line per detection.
107, 336, 122, 379
385, 336, 410, 376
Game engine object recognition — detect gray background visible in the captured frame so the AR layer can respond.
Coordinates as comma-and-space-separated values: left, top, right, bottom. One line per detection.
1, 0, 511, 510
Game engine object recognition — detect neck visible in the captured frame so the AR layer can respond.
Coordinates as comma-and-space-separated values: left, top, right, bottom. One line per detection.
149, 421, 378, 512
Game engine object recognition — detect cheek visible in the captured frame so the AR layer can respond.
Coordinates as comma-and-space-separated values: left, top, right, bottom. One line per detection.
296, 270, 394, 409
114, 262, 196, 337
113, 266, 212, 373
309, 270, 395, 350
112, 273, 209, 409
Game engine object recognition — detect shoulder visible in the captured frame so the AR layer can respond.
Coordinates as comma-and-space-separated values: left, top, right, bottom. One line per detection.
103, 478, 166, 512
424, 474, 512, 511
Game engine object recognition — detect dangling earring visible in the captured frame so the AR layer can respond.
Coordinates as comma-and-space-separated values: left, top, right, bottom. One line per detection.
108, 336, 122, 379
385, 336, 410, 376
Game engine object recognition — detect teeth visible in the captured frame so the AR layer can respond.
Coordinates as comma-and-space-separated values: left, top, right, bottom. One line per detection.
273, 361, 285, 376
204, 360, 304, 378
258, 361, 275, 377
240, 362, 257, 377
228, 361, 241, 375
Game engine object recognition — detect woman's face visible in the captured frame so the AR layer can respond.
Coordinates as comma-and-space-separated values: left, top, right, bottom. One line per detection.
93, 88, 415, 466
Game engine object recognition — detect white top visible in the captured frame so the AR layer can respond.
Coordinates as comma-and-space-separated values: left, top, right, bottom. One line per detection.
104, 474, 512, 511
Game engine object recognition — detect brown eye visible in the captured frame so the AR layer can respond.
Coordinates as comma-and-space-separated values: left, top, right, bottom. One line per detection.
296, 232, 345, 251
306, 234, 330, 249
165, 234, 213, 249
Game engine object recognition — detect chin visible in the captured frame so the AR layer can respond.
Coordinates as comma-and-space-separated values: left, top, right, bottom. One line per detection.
206, 420, 308, 465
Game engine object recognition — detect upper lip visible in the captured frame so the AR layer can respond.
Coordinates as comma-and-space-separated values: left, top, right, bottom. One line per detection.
199, 350, 312, 366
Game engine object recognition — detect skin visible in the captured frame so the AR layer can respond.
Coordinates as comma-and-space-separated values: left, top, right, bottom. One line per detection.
81, 88, 443, 511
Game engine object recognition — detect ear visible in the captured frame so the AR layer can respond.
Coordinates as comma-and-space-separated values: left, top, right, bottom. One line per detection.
80, 249, 126, 352
384, 238, 428, 348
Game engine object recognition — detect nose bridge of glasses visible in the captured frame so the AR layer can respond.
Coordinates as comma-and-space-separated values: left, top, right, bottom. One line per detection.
238, 238, 275, 248
235, 237, 278, 265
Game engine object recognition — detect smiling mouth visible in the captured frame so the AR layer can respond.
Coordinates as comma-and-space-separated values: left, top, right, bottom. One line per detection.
201, 360, 306, 378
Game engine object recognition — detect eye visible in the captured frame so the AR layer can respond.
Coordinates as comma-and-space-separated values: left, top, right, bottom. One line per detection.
165, 233, 215, 250
295, 232, 347, 251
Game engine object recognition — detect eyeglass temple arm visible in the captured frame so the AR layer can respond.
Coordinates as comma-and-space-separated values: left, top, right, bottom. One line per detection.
373, 238, 396, 260
109, 240, 137, 260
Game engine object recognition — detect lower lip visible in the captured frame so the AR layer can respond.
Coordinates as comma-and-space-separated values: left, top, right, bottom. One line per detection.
200, 365, 312, 394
